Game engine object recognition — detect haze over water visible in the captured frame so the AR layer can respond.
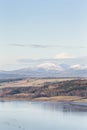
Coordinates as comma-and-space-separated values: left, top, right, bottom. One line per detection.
0, 101, 87, 130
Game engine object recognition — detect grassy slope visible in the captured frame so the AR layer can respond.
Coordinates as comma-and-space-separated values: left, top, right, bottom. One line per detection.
0, 78, 87, 102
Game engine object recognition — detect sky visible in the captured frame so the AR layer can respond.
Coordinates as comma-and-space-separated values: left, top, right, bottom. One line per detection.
0, 0, 87, 70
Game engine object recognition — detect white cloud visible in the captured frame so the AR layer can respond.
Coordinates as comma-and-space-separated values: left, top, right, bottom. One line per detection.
70, 64, 81, 70
37, 63, 63, 71
70, 64, 87, 70
54, 53, 75, 59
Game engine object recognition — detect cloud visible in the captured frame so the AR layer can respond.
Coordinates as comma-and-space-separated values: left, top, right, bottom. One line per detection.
31, 44, 87, 49
70, 64, 87, 70
54, 53, 75, 59
10, 43, 87, 50
37, 63, 63, 71
30, 44, 48, 48
10, 43, 48, 48
70, 64, 81, 70
37, 63, 87, 71
17, 54, 87, 70
10, 43, 25, 47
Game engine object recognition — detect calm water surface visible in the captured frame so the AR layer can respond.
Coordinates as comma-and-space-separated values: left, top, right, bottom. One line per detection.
0, 101, 87, 130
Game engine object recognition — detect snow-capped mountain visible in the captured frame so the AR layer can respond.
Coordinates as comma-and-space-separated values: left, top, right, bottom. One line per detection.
0, 63, 87, 79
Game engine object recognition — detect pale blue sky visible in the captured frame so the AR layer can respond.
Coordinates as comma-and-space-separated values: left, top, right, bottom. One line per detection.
0, 0, 87, 70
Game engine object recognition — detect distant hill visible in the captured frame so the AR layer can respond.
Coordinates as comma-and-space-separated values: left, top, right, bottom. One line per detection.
0, 64, 87, 79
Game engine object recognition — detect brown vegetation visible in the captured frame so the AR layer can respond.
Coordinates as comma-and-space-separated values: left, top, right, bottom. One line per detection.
0, 78, 87, 102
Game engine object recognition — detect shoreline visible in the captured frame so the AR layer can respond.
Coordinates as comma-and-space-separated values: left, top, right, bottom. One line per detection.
0, 96, 87, 107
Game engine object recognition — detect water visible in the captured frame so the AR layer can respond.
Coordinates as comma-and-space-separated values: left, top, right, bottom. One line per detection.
0, 101, 87, 130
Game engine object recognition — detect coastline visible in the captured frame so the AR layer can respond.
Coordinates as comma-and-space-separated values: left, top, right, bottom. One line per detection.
0, 96, 87, 107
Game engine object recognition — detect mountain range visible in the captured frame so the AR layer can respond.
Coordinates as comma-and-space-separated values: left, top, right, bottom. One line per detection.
0, 63, 87, 79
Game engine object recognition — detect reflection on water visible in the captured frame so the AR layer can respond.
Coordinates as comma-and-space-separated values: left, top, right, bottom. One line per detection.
35, 102, 87, 112
0, 101, 87, 130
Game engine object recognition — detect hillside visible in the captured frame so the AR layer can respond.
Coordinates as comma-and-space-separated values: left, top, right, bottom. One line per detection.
0, 78, 87, 102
